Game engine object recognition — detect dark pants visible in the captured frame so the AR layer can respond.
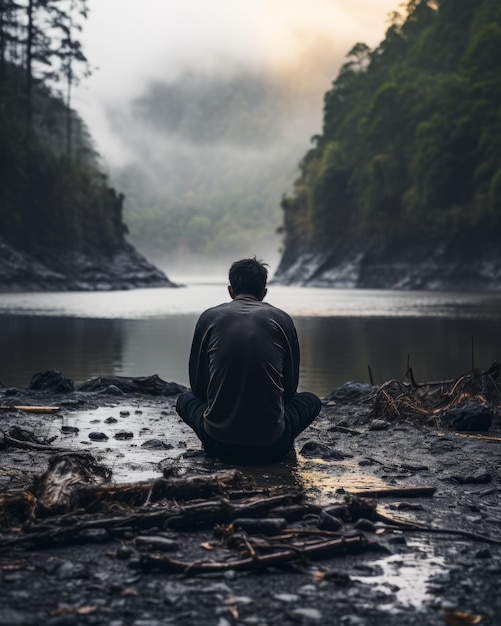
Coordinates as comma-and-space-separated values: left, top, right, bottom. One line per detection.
176, 391, 322, 464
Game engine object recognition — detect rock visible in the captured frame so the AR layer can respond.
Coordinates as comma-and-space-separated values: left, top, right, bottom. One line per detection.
88, 431, 109, 441
106, 385, 124, 396
324, 382, 377, 403
26, 369, 74, 393
444, 401, 494, 432
114, 431, 134, 440
288, 607, 322, 622
60, 426, 79, 435
300, 440, 345, 460
464, 468, 492, 484
476, 549, 492, 559
105, 417, 118, 423
317, 510, 343, 531
273, 593, 299, 603
353, 518, 376, 532
141, 439, 170, 449
369, 419, 388, 431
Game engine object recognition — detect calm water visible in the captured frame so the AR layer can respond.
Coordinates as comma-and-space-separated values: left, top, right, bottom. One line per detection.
1, 281, 500, 397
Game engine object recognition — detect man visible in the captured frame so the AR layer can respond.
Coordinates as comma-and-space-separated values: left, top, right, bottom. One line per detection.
176, 257, 321, 464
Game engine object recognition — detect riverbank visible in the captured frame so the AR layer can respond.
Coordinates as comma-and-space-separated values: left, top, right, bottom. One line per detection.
1, 369, 501, 625
0, 237, 177, 292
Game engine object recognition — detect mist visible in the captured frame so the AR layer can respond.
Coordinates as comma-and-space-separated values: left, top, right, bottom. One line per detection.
74, 0, 399, 277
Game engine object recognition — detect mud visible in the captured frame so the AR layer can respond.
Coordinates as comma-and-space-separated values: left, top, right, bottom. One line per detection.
1, 378, 501, 626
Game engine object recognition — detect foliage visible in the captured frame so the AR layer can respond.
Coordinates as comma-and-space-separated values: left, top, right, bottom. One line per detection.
280, 0, 501, 261
0, 1, 128, 255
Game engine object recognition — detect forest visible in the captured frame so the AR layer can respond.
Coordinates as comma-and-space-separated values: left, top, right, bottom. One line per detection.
0, 0, 128, 256
278, 0, 501, 272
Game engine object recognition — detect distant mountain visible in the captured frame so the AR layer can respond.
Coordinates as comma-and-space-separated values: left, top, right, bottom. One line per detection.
274, 0, 501, 290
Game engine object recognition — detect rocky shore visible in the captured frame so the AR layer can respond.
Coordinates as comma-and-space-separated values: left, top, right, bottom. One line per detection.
273, 245, 501, 291
1, 369, 501, 625
0, 236, 177, 291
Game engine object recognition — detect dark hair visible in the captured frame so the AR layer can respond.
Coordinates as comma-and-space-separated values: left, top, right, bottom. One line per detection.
229, 257, 268, 297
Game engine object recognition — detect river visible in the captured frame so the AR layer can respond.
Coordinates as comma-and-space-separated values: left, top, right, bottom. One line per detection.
1, 280, 500, 397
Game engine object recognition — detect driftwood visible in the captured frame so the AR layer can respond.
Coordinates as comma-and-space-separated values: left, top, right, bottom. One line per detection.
0, 453, 254, 521
136, 534, 381, 574
0, 492, 303, 551
375, 362, 501, 429
0, 405, 60, 413
376, 511, 501, 547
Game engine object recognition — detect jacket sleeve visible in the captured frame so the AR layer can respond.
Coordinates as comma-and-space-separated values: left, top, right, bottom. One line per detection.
188, 316, 210, 399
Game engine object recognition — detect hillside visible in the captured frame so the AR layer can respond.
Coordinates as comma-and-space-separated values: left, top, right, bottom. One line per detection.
0, 3, 174, 291
274, 0, 501, 290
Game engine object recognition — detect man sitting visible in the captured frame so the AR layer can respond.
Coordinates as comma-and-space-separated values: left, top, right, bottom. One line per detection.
176, 257, 321, 464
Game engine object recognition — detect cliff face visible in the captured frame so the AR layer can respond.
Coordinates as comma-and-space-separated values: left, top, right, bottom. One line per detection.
275, 0, 501, 290
273, 246, 501, 291
0, 236, 176, 292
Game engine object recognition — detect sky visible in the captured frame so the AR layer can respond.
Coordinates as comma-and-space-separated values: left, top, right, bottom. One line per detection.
74, 0, 400, 165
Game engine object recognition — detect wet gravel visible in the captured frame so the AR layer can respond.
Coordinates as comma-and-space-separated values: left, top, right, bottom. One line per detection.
1, 380, 501, 626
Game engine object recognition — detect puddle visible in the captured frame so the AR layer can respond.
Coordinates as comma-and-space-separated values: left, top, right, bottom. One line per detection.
353, 539, 446, 611
53, 405, 199, 482
296, 457, 389, 504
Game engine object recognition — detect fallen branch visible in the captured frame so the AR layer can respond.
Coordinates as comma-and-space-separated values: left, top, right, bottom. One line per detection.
377, 512, 501, 547
135, 534, 382, 574
456, 433, 501, 443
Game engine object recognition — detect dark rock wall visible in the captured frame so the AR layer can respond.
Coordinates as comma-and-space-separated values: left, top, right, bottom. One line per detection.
0, 236, 176, 291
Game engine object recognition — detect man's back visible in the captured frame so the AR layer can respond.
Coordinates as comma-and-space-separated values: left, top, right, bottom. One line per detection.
189, 294, 299, 445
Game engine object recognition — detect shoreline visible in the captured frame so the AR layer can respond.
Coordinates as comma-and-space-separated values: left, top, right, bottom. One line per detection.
1, 369, 501, 624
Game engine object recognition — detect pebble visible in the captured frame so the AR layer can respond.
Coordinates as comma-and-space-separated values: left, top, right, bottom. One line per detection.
60, 426, 79, 434
114, 431, 134, 440
88, 431, 108, 441
273, 593, 299, 603
476, 549, 492, 559
369, 419, 388, 431
141, 439, 167, 449
105, 417, 118, 423
120, 410, 131, 416
300, 440, 345, 460
317, 510, 343, 531
288, 607, 322, 622
353, 518, 376, 532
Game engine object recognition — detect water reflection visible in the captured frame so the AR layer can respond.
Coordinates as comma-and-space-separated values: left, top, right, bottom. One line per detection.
0, 286, 500, 395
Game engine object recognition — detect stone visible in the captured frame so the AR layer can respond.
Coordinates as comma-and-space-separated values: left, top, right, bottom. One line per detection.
288, 607, 322, 622
317, 510, 343, 531
445, 401, 494, 432
114, 431, 134, 440
369, 419, 388, 431
88, 432, 109, 441
324, 382, 377, 403
300, 440, 345, 460
26, 369, 74, 393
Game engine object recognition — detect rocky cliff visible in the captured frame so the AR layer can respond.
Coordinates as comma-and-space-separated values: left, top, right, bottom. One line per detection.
0, 236, 176, 292
273, 244, 501, 291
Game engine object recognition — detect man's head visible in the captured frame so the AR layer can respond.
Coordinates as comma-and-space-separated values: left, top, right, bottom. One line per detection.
228, 257, 268, 300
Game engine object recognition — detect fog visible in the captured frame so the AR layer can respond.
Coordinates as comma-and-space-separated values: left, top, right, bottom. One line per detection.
74, 0, 399, 276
